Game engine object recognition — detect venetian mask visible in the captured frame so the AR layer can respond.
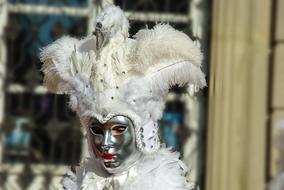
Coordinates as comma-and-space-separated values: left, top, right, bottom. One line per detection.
88, 115, 141, 174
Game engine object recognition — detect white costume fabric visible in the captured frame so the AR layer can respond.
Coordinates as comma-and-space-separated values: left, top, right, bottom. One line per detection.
62, 148, 193, 190
40, 5, 206, 190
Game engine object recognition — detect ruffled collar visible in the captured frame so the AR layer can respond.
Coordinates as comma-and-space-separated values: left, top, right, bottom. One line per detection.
80, 164, 138, 190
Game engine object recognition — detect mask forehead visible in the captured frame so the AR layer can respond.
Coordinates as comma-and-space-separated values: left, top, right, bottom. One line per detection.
108, 115, 133, 125
89, 115, 133, 126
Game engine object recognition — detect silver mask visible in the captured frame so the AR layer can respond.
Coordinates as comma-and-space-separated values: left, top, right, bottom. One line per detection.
88, 115, 141, 174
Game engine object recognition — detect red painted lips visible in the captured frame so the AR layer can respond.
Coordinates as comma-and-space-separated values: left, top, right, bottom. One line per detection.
102, 154, 116, 160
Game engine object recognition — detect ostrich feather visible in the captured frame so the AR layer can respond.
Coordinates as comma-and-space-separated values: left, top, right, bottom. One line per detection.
147, 60, 206, 92
70, 51, 95, 79
129, 24, 206, 91
40, 36, 79, 93
130, 24, 203, 69
40, 36, 96, 93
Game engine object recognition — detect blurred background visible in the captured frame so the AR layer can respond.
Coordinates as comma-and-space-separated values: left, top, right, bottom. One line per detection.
0, 0, 282, 190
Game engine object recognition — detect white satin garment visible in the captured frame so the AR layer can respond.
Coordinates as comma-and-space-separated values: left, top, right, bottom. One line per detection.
62, 148, 194, 190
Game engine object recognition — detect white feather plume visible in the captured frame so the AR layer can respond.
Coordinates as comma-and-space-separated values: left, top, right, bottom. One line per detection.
70, 51, 95, 80
129, 24, 206, 91
147, 60, 206, 92
40, 36, 79, 93
40, 36, 96, 93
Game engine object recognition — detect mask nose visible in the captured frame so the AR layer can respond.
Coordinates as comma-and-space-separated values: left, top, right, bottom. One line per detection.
101, 129, 114, 149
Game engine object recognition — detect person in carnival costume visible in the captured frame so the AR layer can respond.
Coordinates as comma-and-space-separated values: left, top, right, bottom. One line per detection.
40, 5, 206, 190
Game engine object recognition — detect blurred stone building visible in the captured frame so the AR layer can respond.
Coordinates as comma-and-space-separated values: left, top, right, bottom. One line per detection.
0, 0, 209, 189
206, 0, 283, 190
0, 0, 283, 190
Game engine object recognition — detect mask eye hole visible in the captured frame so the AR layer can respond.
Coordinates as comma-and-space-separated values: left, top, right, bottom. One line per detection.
111, 125, 127, 135
90, 126, 104, 135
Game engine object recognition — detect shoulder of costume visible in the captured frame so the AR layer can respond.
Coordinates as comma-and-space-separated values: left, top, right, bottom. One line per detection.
133, 147, 194, 190
61, 157, 108, 189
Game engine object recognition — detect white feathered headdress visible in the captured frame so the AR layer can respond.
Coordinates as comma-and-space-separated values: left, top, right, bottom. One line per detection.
40, 5, 206, 153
